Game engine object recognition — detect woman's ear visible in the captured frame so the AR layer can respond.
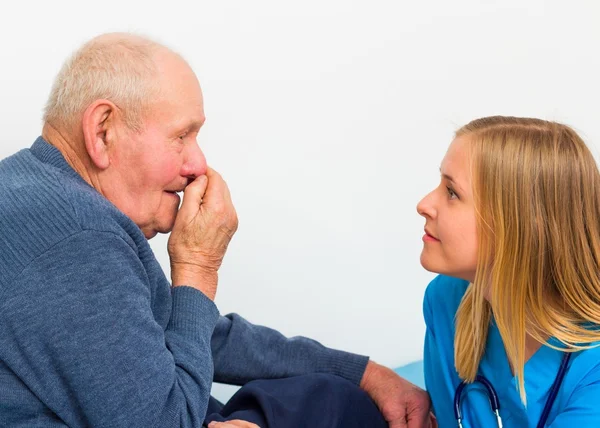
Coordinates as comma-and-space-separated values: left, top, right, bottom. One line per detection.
81, 99, 117, 170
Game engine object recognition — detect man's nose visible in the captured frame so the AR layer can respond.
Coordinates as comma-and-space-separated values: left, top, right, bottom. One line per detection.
181, 140, 208, 179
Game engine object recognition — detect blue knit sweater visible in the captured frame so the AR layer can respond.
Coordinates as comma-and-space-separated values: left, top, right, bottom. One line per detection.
0, 137, 369, 427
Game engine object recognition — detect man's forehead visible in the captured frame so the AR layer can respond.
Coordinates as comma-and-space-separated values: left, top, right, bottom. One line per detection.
179, 115, 206, 131
149, 85, 204, 125
155, 49, 199, 82
151, 108, 205, 130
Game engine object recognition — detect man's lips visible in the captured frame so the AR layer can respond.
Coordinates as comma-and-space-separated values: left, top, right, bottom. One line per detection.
165, 184, 187, 197
165, 187, 186, 194
166, 180, 190, 194
165, 190, 183, 202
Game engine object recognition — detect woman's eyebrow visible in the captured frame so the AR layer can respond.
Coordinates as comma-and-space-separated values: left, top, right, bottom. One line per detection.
439, 168, 464, 192
439, 167, 455, 182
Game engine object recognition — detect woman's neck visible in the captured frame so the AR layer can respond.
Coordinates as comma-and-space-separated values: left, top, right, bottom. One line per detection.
525, 335, 544, 361
485, 292, 545, 372
505, 334, 544, 376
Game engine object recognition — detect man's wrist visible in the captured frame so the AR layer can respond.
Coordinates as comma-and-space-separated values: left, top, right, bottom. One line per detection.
171, 264, 218, 300
360, 360, 378, 390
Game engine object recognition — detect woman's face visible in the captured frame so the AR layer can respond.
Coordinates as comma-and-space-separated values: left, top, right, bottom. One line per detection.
416, 136, 478, 282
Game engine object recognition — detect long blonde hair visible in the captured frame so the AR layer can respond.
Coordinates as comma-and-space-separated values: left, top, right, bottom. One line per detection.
454, 116, 600, 404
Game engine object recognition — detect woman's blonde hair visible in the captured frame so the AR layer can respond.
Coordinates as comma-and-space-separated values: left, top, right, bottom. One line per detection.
454, 116, 600, 404
43, 33, 162, 132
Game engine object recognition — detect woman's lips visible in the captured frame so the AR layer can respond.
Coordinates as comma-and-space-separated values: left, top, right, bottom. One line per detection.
423, 230, 440, 242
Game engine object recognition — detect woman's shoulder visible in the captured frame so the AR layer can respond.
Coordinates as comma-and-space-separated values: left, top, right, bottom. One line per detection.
423, 274, 470, 325
549, 344, 600, 423
569, 344, 600, 385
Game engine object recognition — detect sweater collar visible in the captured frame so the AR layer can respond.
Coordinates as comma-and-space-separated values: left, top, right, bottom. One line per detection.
30, 136, 86, 181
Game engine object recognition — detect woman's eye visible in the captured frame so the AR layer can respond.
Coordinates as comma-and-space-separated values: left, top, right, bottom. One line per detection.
446, 186, 458, 199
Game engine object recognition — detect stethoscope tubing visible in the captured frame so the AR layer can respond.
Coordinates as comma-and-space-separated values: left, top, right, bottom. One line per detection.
453, 352, 571, 428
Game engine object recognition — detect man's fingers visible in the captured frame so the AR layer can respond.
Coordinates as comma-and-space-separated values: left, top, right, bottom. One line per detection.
387, 398, 431, 428
221, 178, 233, 204
178, 175, 208, 218
429, 413, 438, 428
201, 168, 229, 206
406, 404, 432, 428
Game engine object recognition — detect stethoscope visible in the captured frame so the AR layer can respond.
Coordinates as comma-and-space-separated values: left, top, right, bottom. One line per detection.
453, 352, 571, 428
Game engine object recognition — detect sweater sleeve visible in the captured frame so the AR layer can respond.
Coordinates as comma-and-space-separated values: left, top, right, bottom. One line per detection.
0, 230, 219, 428
211, 313, 369, 386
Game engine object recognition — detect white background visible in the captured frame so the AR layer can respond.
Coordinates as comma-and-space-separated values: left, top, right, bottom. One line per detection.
1, 0, 599, 394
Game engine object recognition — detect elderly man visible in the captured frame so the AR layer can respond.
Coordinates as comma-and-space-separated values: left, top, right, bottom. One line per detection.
0, 33, 430, 427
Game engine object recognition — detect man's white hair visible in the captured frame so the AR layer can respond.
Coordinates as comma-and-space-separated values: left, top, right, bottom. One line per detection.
43, 33, 165, 132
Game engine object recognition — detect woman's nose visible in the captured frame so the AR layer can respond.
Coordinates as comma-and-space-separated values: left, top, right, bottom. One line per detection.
417, 191, 436, 218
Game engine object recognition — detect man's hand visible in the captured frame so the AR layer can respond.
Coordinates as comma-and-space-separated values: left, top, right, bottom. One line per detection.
168, 168, 238, 300
360, 361, 432, 428
429, 412, 438, 427
207, 420, 260, 428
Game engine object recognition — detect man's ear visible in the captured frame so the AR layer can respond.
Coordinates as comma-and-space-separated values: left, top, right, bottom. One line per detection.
81, 99, 118, 170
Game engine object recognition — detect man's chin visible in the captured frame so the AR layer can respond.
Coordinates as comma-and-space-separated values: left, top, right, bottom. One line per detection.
142, 221, 175, 240
160, 218, 177, 236
140, 226, 160, 239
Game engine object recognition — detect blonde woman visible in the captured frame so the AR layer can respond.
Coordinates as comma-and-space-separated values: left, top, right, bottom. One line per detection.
417, 116, 600, 427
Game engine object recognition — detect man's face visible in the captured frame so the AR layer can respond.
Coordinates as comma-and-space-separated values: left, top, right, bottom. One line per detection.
102, 53, 207, 238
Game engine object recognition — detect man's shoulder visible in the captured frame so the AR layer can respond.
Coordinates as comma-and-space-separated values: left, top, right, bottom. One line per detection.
0, 149, 142, 286
0, 148, 80, 240
1, 146, 139, 233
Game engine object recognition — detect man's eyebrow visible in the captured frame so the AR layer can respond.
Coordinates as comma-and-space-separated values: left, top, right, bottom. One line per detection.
187, 118, 206, 131
172, 118, 205, 135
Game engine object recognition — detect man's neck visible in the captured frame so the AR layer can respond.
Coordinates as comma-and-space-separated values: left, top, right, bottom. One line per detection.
41, 123, 97, 189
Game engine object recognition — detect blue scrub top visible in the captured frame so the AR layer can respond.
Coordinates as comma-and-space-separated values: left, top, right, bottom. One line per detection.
423, 275, 600, 427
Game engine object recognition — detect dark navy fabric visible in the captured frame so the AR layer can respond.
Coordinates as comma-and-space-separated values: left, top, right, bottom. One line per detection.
205, 374, 387, 428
